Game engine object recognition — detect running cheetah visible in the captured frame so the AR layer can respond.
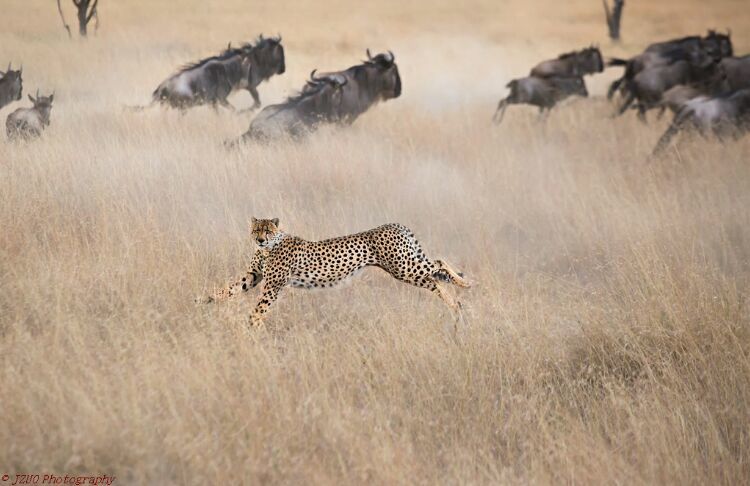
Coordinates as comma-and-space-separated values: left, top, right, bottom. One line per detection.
205, 218, 470, 327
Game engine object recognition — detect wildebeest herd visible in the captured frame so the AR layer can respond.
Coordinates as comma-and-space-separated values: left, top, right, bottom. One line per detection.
1, 30, 748, 154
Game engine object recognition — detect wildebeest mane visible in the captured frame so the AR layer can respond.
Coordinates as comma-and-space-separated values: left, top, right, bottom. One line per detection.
557, 46, 598, 60
173, 36, 282, 75
173, 44, 251, 75
283, 71, 335, 105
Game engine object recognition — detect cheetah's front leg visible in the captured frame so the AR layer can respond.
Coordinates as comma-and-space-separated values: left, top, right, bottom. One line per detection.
250, 279, 286, 328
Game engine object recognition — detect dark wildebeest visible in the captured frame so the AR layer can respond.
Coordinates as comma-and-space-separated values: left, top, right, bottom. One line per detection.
653, 88, 750, 155
719, 54, 750, 92
313, 50, 402, 124
529, 46, 604, 78
492, 76, 588, 124
0, 63, 23, 110
615, 57, 727, 120
6, 90, 54, 141
229, 71, 348, 144
607, 30, 733, 100
150, 36, 285, 111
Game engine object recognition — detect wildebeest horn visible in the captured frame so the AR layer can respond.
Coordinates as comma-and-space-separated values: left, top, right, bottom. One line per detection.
277, 33, 282, 42
260, 33, 264, 41
227, 42, 232, 50
310, 69, 319, 81
387, 50, 394, 62
36, 88, 39, 98
366, 48, 373, 60
6, 62, 10, 72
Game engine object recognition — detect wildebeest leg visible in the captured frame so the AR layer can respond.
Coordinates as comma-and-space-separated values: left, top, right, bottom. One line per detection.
492, 98, 510, 124
636, 103, 648, 124
538, 106, 551, 122
248, 86, 261, 110
711, 123, 734, 144
615, 91, 636, 117
607, 76, 624, 100
653, 112, 690, 155
217, 98, 236, 111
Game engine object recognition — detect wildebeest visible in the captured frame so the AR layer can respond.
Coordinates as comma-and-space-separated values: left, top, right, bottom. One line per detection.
615, 58, 727, 120
719, 54, 750, 92
529, 46, 604, 78
313, 50, 401, 124
0, 63, 23, 110
229, 71, 348, 144
492, 76, 588, 124
6, 90, 54, 141
607, 30, 733, 100
653, 88, 750, 155
150, 36, 285, 110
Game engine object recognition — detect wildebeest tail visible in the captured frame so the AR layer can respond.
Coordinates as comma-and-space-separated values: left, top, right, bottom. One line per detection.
121, 83, 166, 112
606, 57, 628, 67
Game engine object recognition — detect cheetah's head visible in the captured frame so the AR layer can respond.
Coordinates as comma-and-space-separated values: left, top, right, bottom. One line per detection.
250, 217, 281, 249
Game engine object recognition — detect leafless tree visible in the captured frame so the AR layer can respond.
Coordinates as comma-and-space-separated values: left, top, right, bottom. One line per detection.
603, 0, 624, 41
56, 0, 99, 38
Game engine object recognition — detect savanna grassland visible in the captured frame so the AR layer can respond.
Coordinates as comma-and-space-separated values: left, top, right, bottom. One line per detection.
2, 0, 750, 484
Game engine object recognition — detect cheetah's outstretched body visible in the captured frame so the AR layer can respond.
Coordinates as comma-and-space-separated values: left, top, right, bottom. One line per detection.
207, 218, 470, 327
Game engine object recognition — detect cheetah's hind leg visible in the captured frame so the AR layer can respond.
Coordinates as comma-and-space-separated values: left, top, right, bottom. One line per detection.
433, 260, 471, 288
433, 282, 462, 313
432, 282, 468, 336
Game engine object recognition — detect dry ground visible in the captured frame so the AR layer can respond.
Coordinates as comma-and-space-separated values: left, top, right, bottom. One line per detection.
1, 0, 750, 484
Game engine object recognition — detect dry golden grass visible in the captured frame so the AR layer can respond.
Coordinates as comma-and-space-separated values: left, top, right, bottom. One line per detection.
2, 0, 750, 484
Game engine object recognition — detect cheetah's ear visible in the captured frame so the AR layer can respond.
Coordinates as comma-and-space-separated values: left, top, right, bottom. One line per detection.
271, 218, 279, 227
251, 217, 257, 224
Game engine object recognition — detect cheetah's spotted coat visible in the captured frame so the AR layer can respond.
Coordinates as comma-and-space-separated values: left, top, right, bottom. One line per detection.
208, 218, 470, 326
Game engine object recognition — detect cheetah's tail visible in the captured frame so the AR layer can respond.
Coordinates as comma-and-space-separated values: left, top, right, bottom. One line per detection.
433, 260, 471, 288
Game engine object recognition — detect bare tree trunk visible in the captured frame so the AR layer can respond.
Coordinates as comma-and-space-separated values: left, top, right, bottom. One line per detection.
603, 0, 625, 41
77, 1, 88, 36
56, 0, 72, 38
69, 0, 98, 37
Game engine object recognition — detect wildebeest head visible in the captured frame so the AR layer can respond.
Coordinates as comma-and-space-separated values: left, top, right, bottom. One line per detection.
703, 30, 733, 60
247, 35, 286, 78
364, 49, 402, 100
588, 46, 605, 73
0, 62, 23, 102
564, 46, 604, 74
697, 59, 731, 93
28, 89, 54, 126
